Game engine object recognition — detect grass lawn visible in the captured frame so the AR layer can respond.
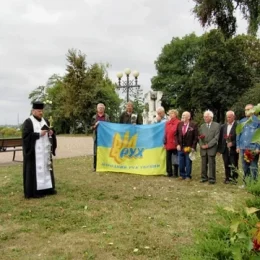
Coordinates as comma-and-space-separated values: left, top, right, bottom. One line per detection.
0, 155, 252, 260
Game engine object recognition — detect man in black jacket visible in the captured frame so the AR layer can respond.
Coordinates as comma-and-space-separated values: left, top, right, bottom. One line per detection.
119, 101, 143, 125
218, 110, 239, 184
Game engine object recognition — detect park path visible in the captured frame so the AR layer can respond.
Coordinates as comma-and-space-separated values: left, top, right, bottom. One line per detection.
0, 136, 94, 166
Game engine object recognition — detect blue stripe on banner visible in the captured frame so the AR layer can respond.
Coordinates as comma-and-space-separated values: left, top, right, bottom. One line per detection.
97, 122, 165, 148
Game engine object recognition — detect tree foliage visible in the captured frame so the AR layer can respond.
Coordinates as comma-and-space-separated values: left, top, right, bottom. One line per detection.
151, 33, 202, 112
151, 30, 260, 122
191, 30, 254, 121
28, 49, 121, 133
192, 0, 260, 38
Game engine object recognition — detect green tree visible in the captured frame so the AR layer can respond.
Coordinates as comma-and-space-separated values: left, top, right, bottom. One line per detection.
28, 85, 46, 103
29, 49, 121, 134
192, 0, 260, 38
151, 33, 202, 111
62, 49, 120, 133
232, 83, 260, 119
191, 30, 254, 122
130, 87, 144, 115
151, 30, 260, 122
62, 49, 89, 133
84, 63, 121, 124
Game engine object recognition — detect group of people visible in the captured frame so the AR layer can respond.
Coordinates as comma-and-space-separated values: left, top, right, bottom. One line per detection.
157, 104, 260, 185
22, 101, 259, 199
91, 101, 260, 185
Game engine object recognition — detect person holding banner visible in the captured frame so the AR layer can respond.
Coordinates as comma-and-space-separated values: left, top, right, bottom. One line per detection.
164, 109, 180, 177
119, 101, 143, 125
176, 111, 198, 180
91, 103, 110, 172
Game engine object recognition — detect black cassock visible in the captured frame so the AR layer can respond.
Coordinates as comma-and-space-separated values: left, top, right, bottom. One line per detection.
22, 117, 57, 198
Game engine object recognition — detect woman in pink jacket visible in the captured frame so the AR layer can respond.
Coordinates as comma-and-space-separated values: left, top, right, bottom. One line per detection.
164, 109, 180, 177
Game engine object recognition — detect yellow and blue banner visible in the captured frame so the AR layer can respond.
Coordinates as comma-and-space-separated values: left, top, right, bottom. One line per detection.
97, 122, 166, 175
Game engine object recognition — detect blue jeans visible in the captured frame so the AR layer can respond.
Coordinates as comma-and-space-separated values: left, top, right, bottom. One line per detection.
241, 149, 259, 181
178, 151, 192, 179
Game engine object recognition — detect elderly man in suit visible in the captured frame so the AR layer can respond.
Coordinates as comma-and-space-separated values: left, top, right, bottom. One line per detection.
199, 110, 220, 184
176, 111, 198, 180
217, 110, 239, 184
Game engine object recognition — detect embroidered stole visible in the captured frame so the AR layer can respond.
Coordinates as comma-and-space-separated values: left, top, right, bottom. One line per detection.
30, 115, 53, 190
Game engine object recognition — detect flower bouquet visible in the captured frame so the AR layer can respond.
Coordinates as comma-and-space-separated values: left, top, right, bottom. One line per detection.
224, 134, 232, 153
244, 149, 255, 164
198, 134, 206, 145
183, 146, 191, 154
224, 134, 232, 143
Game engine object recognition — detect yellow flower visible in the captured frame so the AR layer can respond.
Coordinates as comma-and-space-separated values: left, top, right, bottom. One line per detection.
183, 147, 191, 153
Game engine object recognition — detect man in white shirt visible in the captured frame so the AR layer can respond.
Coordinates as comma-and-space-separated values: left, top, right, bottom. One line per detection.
217, 110, 238, 184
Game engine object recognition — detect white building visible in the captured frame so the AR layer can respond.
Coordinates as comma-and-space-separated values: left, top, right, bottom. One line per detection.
143, 91, 163, 124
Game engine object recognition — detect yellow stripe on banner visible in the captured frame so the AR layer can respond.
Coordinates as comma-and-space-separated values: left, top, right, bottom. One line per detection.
97, 147, 166, 175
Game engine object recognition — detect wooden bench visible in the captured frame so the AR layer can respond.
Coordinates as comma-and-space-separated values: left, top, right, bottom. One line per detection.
0, 138, 23, 161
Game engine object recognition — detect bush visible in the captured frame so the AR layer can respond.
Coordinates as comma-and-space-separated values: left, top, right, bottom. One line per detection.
186, 180, 260, 259
0, 127, 21, 138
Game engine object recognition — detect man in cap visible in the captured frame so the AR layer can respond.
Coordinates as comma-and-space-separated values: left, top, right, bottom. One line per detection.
22, 101, 57, 198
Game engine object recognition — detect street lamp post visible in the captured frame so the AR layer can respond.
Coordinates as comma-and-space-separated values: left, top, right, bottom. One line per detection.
116, 68, 140, 102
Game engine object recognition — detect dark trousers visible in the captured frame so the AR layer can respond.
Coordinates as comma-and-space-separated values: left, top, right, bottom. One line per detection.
93, 139, 97, 170
178, 151, 192, 179
222, 150, 239, 180
201, 154, 216, 182
93, 155, 97, 169
166, 149, 178, 177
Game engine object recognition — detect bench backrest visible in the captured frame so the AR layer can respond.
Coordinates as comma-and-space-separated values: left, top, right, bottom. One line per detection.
1, 138, 23, 148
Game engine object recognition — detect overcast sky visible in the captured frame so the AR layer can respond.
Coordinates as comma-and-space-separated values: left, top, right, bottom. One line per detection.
0, 0, 248, 125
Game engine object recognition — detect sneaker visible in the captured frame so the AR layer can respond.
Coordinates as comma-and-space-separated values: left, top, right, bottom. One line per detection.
200, 179, 208, 183
208, 180, 216, 185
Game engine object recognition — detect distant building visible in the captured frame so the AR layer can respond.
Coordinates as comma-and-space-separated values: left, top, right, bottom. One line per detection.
143, 91, 163, 124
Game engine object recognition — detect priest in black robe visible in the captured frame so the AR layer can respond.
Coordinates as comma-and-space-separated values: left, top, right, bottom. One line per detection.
22, 101, 57, 198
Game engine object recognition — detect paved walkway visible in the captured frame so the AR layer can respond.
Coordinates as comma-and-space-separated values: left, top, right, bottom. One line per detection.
0, 136, 94, 166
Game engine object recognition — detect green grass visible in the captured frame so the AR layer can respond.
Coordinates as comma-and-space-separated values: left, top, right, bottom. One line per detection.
0, 156, 253, 260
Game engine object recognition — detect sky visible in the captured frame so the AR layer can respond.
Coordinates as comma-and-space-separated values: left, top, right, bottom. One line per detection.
0, 0, 248, 125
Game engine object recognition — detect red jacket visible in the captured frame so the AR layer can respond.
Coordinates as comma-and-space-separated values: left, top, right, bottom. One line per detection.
164, 118, 180, 150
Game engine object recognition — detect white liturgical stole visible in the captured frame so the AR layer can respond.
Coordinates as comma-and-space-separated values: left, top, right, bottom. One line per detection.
30, 115, 53, 190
